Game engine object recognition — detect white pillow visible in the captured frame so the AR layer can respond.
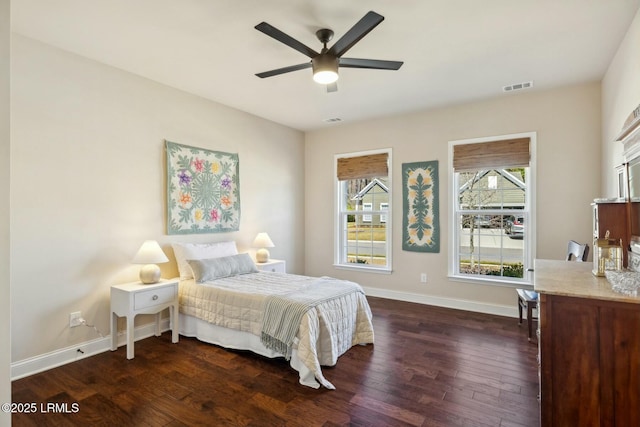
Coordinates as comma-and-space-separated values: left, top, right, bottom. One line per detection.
172, 241, 238, 280
188, 253, 258, 282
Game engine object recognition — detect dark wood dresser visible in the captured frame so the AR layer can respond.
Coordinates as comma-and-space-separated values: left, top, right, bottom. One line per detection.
534, 259, 640, 427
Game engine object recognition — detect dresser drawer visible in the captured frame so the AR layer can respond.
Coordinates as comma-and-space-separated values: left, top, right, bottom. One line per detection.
134, 285, 176, 310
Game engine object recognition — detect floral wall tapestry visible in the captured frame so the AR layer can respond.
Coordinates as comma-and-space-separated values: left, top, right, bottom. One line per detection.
402, 160, 440, 252
165, 140, 240, 234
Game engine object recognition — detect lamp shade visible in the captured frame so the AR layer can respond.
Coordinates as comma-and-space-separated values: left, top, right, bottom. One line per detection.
132, 240, 169, 284
253, 233, 275, 263
132, 240, 169, 264
252, 233, 275, 249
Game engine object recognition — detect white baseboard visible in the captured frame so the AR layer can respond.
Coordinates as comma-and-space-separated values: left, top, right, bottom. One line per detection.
11, 318, 171, 381
362, 286, 519, 318
12, 293, 517, 381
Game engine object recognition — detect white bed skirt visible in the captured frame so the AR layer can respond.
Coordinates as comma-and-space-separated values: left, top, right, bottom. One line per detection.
179, 313, 322, 389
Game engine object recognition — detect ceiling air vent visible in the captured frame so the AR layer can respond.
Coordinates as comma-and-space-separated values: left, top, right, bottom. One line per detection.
323, 117, 342, 123
503, 81, 534, 93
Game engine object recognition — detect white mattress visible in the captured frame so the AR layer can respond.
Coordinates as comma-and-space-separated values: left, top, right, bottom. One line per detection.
178, 272, 374, 389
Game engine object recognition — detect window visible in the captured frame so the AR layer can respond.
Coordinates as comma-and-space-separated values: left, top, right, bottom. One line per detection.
449, 134, 536, 284
335, 149, 392, 272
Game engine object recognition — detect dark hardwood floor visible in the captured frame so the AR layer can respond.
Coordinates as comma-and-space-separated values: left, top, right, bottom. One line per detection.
11, 297, 540, 426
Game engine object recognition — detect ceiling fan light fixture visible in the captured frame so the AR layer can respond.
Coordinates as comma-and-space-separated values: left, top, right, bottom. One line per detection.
313, 70, 339, 84
312, 55, 339, 84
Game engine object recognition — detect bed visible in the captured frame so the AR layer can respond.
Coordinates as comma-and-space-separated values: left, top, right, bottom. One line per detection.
172, 241, 375, 389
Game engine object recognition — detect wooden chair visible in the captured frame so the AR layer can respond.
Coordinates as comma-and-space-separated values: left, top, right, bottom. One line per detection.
517, 240, 589, 341
566, 240, 589, 262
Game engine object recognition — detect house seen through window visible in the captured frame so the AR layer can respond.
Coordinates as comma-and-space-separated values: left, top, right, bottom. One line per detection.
450, 134, 535, 284
335, 149, 392, 272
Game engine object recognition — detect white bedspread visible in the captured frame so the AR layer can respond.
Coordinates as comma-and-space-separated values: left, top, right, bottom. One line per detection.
178, 272, 374, 389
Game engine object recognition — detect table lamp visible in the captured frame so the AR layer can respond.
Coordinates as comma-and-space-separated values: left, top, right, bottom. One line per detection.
132, 240, 169, 284
253, 232, 274, 263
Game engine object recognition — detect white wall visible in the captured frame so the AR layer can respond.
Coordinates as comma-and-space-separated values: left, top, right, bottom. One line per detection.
305, 83, 601, 312
10, 35, 304, 363
1, 0, 11, 423
602, 7, 640, 195
9, 5, 638, 384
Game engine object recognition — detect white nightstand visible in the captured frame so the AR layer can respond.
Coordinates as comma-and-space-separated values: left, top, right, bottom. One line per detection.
110, 279, 179, 359
255, 259, 286, 273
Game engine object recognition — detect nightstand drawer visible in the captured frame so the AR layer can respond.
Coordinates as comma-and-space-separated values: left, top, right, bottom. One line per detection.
134, 286, 175, 310
255, 259, 286, 273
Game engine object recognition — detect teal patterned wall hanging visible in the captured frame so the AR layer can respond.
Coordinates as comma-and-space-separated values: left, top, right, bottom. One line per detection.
402, 161, 440, 252
165, 140, 240, 234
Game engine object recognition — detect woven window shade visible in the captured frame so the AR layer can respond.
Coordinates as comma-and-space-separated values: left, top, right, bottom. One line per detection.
337, 153, 389, 181
453, 138, 530, 171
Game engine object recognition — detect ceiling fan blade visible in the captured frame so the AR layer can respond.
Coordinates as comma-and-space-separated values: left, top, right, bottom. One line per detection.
255, 62, 311, 78
339, 58, 403, 70
255, 22, 319, 58
328, 11, 384, 58
326, 82, 338, 93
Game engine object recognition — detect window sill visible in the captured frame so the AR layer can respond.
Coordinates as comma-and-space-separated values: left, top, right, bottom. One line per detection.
448, 273, 532, 288
334, 264, 392, 274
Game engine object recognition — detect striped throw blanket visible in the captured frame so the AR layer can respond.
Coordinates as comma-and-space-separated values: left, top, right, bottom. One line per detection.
260, 278, 363, 360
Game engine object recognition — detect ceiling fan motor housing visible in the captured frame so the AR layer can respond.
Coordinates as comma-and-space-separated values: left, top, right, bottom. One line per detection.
312, 54, 339, 83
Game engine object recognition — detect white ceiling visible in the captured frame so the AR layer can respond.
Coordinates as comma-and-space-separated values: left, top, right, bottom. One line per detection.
11, 0, 640, 131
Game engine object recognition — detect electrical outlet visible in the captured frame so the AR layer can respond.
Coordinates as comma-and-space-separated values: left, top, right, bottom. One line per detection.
420, 273, 427, 283
69, 311, 83, 328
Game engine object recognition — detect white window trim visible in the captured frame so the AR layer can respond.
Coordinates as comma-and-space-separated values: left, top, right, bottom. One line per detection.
334, 148, 392, 273
447, 132, 537, 285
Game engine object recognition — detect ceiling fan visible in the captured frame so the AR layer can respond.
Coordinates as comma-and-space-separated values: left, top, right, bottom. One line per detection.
254, 11, 403, 92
